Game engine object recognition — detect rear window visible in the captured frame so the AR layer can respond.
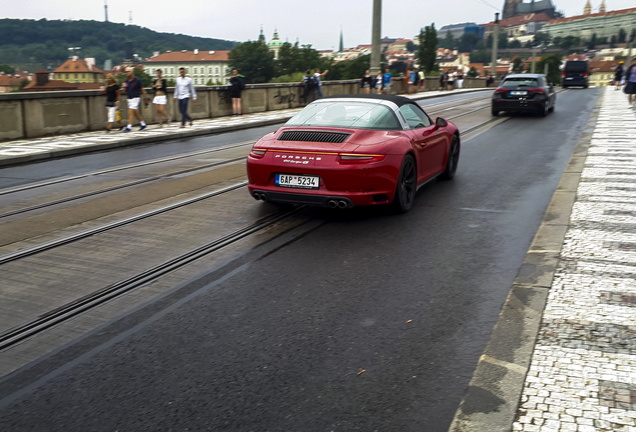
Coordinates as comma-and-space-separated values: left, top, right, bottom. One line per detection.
286, 101, 401, 130
501, 78, 540, 88
564, 61, 588, 72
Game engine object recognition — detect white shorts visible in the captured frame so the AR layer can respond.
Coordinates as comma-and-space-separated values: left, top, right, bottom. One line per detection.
127, 97, 141, 110
107, 106, 117, 122
153, 95, 167, 105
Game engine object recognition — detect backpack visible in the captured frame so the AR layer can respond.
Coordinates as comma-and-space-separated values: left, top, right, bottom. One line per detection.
304, 75, 316, 89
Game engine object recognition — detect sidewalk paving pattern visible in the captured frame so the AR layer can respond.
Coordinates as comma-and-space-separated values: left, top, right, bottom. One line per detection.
512, 88, 636, 431
1, 88, 635, 431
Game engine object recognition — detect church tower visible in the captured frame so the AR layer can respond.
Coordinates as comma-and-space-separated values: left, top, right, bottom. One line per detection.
502, 0, 522, 20
584, 0, 591, 14
599, 0, 606, 13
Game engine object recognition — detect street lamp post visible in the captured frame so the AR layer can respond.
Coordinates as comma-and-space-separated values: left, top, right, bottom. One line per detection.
370, 0, 382, 76
491, 13, 499, 79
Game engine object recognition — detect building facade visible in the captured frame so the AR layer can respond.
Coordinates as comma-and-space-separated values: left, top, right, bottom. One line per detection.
53, 57, 104, 83
144, 50, 231, 86
540, 7, 636, 42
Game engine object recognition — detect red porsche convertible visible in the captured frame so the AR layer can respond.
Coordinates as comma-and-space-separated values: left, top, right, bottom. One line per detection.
247, 94, 460, 213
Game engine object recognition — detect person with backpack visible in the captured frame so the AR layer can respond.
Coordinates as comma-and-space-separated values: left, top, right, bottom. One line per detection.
301, 70, 316, 103
623, 58, 636, 108
229, 69, 246, 115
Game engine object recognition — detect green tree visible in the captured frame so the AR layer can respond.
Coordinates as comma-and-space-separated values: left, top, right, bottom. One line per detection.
274, 42, 328, 78
405, 41, 418, 53
457, 32, 482, 53
328, 54, 373, 80
512, 57, 524, 73
440, 30, 455, 49
418, 24, 438, 73
0, 64, 15, 74
618, 28, 627, 43
470, 50, 490, 63
466, 66, 478, 78
229, 41, 275, 84
537, 54, 562, 86
533, 32, 551, 47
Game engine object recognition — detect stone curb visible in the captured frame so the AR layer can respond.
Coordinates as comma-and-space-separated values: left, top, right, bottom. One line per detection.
447, 91, 605, 431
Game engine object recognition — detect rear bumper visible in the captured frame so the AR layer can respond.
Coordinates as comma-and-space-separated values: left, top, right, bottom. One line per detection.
249, 188, 392, 208
492, 99, 546, 113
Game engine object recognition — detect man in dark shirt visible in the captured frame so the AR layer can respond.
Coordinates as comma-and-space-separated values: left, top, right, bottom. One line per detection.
124, 67, 147, 132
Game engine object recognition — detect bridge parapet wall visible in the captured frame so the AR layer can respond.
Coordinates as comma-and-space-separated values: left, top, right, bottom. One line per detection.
0, 78, 486, 141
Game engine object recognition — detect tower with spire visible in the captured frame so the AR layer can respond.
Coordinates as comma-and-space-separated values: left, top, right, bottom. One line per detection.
258, 26, 266, 44
267, 29, 284, 59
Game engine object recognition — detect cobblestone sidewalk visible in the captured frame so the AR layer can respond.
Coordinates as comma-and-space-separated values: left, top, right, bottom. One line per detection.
513, 87, 636, 431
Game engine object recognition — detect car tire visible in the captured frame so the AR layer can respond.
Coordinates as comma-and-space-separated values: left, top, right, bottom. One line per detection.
541, 102, 549, 117
439, 135, 460, 181
491, 108, 499, 116
392, 154, 417, 213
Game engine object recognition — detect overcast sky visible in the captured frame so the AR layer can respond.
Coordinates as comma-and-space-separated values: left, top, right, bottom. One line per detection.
4, 0, 634, 51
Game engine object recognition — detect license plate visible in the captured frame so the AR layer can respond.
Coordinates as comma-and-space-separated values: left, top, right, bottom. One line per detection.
510, 91, 527, 96
275, 174, 320, 189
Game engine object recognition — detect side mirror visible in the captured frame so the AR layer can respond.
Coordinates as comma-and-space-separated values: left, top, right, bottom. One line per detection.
435, 117, 448, 127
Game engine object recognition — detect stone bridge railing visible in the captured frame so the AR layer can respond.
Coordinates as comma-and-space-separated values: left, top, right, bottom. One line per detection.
0, 78, 487, 141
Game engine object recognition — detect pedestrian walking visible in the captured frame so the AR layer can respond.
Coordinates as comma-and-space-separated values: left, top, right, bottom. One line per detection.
382, 68, 393, 94
614, 61, 624, 91
408, 68, 419, 94
313, 68, 329, 99
446, 70, 456, 91
418, 69, 425, 90
456, 70, 464, 89
623, 58, 636, 108
439, 70, 448, 90
361, 69, 373, 94
123, 67, 147, 132
104, 74, 124, 132
152, 69, 169, 127
374, 70, 383, 94
229, 69, 245, 115
174, 67, 197, 127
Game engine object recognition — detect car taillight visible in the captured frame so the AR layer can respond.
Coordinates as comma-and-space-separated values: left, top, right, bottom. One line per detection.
494, 87, 507, 94
562, 72, 566, 77
249, 148, 266, 158
528, 88, 545, 94
337, 153, 386, 164
583, 72, 588, 77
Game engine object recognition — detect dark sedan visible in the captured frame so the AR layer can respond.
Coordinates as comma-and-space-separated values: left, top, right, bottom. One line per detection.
491, 73, 556, 117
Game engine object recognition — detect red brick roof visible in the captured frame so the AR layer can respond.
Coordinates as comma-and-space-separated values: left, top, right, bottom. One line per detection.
54, 58, 103, 74
589, 60, 621, 73
145, 50, 230, 63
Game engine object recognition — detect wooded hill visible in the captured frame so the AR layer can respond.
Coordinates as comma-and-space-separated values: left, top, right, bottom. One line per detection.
0, 18, 237, 71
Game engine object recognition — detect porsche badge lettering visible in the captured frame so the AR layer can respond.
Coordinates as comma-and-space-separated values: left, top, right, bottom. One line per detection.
275, 154, 322, 165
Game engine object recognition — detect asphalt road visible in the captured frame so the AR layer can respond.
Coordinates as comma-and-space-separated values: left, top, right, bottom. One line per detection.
0, 88, 601, 432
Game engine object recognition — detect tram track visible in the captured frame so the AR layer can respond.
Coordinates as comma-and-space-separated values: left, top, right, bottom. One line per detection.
0, 204, 307, 352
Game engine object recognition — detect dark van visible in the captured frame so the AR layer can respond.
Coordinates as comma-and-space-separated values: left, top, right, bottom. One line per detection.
562, 60, 589, 88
